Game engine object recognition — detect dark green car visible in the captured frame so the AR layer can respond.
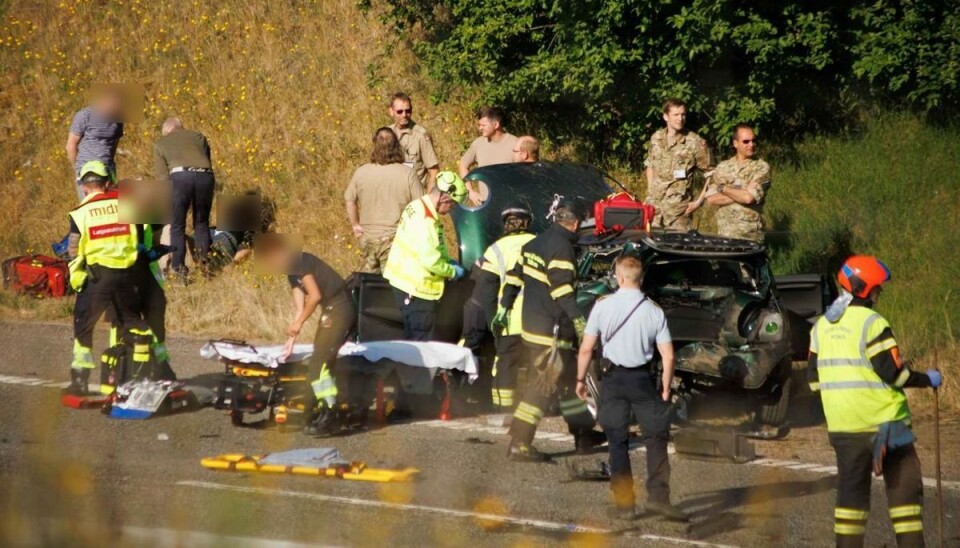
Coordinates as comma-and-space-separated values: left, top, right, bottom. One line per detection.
354, 162, 832, 426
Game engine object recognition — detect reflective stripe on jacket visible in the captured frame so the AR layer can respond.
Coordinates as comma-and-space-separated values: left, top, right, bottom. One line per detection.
810, 306, 910, 433
68, 191, 138, 270
481, 232, 535, 336
383, 196, 454, 301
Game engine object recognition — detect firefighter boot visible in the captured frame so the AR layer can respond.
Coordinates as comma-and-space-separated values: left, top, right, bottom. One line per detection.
507, 441, 551, 462
304, 405, 343, 438
66, 368, 91, 396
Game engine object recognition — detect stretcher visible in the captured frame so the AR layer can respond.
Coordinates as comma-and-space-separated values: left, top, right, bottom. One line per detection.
200, 454, 419, 482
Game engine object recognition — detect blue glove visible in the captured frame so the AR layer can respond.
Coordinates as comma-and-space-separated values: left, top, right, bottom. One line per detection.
452, 264, 466, 281
927, 370, 942, 388
137, 243, 173, 263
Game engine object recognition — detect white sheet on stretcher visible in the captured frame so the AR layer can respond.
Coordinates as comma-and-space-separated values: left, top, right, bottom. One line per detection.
199, 340, 478, 381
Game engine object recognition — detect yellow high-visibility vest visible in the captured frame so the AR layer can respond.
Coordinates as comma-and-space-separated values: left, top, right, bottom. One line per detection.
481, 232, 535, 336
810, 306, 911, 433
68, 191, 138, 270
383, 196, 454, 301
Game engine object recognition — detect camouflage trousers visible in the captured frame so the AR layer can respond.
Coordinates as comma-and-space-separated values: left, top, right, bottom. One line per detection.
359, 233, 394, 274
647, 181, 692, 230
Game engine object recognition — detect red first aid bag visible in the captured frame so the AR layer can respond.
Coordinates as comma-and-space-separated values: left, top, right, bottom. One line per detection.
2, 254, 71, 297
593, 192, 656, 235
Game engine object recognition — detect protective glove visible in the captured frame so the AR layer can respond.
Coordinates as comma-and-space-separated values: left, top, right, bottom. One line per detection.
451, 263, 466, 281
491, 307, 509, 333
574, 316, 587, 342
927, 370, 942, 388
137, 243, 174, 263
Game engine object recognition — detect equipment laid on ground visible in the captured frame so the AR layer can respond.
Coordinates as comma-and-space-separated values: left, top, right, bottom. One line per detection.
200, 447, 419, 483
593, 192, 655, 235
107, 379, 197, 419
60, 386, 112, 409
203, 339, 314, 429
3, 254, 70, 297
673, 427, 757, 463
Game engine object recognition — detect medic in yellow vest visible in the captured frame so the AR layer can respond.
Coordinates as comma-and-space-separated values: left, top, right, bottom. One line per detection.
65, 161, 144, 395
807, 255, 941, 548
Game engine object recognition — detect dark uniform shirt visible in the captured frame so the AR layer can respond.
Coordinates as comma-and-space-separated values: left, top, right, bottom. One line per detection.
501, 223, 582, 348
288, 253, 349, 306
152, 129, 213, 180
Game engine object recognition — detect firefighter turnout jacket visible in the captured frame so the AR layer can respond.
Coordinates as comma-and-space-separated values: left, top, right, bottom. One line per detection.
475, 231, 535, 336
807, 304, 932, 433
383, 196, 456, 301
501, 223, 583, 349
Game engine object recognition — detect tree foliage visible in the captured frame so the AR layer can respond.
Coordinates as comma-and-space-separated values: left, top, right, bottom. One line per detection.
366, 0, 960, 162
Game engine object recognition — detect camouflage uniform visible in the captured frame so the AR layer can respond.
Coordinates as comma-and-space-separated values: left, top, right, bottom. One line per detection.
711, 157, 771, 242
644, 128, 713, 230
359, 233, 394, 274
391, 122, 439, 189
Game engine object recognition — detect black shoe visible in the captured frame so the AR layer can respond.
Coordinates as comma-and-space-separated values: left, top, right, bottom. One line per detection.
606, 505, 638, 521
507, 442, 551, 462
575, 430, 607, 454
304, 407, 342, 437
645, 501, 689, 522
65, 368, 91, 395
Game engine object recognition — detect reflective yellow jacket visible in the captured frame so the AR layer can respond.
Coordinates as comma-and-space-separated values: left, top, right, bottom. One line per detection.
383, 196, 455, 301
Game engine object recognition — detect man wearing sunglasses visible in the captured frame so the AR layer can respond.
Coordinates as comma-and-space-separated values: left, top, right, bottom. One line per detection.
389, 92, 440, 192
688, 123, 770, 242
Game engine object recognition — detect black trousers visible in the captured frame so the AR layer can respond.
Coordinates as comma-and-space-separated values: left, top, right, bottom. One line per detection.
829, 432, 925, 548
135, 261, 166, 344
598, 366, 672, 508
492, 334, 523, 410
73, 266, 143, 353
392, 290, 437, 341
460, 299, 490, 354
308, 299, 356, 404
170, 170, 215, 271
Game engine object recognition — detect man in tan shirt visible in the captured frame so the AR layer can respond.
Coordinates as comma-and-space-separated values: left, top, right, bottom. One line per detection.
388, 91, 440, 191
458, 106, 518, 177
345, 128, 424, 273
513, 135, 540, 163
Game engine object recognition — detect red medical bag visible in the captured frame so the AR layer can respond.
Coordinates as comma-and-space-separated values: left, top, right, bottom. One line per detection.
593, 192, 655, 235
2, 254, 71, 297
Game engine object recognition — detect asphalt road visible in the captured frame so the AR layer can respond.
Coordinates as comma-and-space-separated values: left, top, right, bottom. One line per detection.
0, 321, 957, 547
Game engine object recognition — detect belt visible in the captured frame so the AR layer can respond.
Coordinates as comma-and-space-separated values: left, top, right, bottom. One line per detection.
170, 166, 213, 174
609, 362, 649, 371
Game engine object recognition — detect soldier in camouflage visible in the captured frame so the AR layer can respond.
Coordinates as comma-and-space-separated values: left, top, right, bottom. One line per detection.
687, 124, 770, 242
644, 99, 713, 230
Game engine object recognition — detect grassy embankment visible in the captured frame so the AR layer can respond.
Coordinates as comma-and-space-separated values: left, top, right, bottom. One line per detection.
0, 2, 955, 408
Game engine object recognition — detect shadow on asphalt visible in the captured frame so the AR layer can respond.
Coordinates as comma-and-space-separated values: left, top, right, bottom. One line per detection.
679, 475, 835, 540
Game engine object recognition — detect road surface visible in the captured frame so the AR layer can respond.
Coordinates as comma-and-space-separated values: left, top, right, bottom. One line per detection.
0, 321, 957, 547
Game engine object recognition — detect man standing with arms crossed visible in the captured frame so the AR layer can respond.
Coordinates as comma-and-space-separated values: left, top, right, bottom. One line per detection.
644, 99, 713, 229
576, 255, 686, 521
389, 92, 440, 191
686, 124, 771, 242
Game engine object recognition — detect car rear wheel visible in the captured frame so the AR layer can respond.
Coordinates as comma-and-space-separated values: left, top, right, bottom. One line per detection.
755, 374, 792, 427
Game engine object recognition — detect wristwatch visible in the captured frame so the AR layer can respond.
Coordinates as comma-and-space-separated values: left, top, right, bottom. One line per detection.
576, 378, 586, 383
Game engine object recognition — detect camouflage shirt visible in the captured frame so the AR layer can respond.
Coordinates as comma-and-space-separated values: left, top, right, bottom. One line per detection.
711, 157, 771, 241
391, 122, 439, 189
644, 128, 713, 228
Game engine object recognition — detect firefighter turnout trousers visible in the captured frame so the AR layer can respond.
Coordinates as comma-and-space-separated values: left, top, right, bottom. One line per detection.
72, 265, 143, 371
492, 334, 523, 410
829, 432, 924, 548
509, 342, 595, 445
309, 298, 356, 409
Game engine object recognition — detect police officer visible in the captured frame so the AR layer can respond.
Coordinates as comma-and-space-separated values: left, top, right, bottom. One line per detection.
383, 172, 468, 419
459, 204, 535, 411
576, 255, 687, 521
65, 161, 145, 395
808, 256, 941, 547
497, 199, 600, 461
644, 99, 713, 230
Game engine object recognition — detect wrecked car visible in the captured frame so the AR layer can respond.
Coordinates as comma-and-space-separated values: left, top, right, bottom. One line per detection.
352, 162, 833, 426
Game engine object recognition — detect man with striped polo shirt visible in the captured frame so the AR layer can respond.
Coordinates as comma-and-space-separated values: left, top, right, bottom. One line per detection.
66, 88, 125, 201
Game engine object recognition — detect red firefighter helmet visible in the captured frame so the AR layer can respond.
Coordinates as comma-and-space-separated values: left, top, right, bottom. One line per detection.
837, 255, 891, 299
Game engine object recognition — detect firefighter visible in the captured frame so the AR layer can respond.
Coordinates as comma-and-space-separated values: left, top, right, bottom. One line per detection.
497, 199, 602, 461
458, 204, 536, 412
808, 255, 942, 548
66, 161, 146, 395
383, 171, 468, 420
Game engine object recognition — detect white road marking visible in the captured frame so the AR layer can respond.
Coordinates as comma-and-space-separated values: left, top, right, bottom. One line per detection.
178, 480, 738, 547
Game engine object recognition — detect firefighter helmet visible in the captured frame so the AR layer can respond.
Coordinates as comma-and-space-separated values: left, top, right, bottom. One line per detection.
837, 255, 891, 299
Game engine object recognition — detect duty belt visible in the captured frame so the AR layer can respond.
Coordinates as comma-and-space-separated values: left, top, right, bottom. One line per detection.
170, 166, 213, 174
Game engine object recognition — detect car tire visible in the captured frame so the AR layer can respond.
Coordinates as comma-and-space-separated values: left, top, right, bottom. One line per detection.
755, 375, 792, 427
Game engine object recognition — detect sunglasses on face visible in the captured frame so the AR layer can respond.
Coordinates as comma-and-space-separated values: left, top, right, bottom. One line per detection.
740, 139, 757, 144
394, 109, 412, 115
